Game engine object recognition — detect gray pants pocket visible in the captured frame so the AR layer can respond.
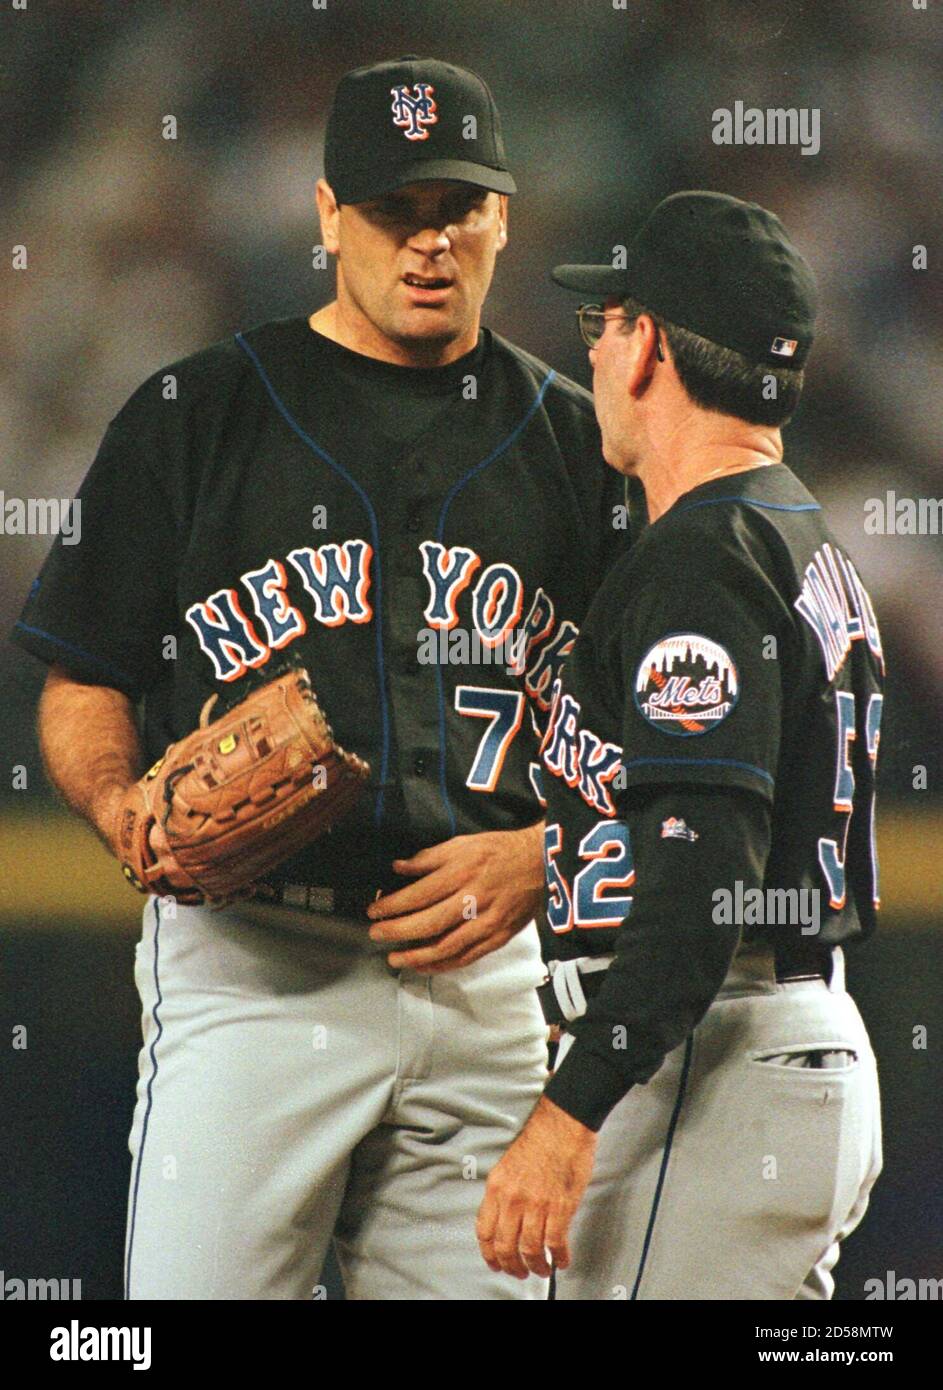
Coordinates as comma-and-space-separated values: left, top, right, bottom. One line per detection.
756, 1047, 858, 1070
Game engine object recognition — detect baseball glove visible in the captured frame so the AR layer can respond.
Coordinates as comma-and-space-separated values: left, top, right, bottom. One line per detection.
116, 667, 370, 905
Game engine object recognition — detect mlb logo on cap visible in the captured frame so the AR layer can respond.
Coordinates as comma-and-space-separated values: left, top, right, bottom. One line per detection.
770, 336, 799, 358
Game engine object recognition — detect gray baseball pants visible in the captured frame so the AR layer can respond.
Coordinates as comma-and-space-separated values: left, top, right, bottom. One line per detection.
124, 896, 549, 1300
554, 946, 882, 1300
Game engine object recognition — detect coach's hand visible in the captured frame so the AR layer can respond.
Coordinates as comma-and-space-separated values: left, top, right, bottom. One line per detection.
477, 1096, 596, 1279
366, 822, 544, 972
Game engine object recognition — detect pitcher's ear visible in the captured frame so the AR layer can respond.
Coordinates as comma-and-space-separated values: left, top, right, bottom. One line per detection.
316, 178, 341, 255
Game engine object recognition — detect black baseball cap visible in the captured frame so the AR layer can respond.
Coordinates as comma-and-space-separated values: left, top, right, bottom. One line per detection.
553, 191, 817, 368
324, 56, 516, 204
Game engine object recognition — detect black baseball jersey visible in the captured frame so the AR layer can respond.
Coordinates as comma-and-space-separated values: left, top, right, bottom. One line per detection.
539, 462, 885, 965
13, 317, 629, 893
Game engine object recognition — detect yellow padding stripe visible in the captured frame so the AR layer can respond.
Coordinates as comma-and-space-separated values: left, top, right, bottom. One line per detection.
0, 809, 939, 931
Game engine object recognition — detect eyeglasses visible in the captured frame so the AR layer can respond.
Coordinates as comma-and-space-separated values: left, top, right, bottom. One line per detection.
576, 303, 665, 360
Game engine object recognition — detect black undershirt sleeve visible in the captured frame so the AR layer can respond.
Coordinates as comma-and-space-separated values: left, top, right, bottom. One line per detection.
544, 782, 772, 1131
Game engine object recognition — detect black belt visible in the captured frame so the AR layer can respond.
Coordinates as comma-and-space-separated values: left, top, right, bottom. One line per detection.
772, 939, 836, 983
251, 882, 382, 918
537, 942, 835, 1029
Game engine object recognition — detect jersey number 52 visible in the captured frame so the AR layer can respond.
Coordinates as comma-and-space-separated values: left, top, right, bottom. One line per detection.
543, 821, 635, 934
819, 690, 883, 910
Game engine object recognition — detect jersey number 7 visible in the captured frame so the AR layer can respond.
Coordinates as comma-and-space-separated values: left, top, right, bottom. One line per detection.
455, 686, 525, 792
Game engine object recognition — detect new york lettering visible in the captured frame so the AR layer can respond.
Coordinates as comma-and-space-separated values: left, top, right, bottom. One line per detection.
186, 538, 572, 706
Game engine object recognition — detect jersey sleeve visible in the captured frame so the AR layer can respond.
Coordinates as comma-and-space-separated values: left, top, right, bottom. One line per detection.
545, 782, 771, 1129
11, 402, 179, 699
616, 525, 788, 802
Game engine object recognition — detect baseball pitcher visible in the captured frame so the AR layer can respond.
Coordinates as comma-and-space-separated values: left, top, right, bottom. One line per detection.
13, 57, 629, 1300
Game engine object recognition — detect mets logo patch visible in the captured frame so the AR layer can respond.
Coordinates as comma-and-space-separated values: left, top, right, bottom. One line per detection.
390, 82, 438, 141
634, 633, 739, 737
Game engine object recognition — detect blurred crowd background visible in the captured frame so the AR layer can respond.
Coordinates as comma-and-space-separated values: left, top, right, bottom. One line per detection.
1, 0, 941, 1300
2, 0, 941, 792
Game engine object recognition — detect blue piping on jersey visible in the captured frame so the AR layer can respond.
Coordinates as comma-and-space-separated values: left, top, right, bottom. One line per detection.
630, 1033, 693, 1299
673, 496, 821, 516
622, 755, 775, 786
13, 620, 136, 689
125, 898, 164, 1300
433, 369, 556, 834
235, 331, 390, 825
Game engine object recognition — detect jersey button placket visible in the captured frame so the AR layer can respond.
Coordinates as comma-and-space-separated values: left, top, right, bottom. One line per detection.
391, 649, 434, 1103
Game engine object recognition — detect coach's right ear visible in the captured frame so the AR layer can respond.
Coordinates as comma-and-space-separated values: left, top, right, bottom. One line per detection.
495, 193, 509, 252
316, 179, 341, 256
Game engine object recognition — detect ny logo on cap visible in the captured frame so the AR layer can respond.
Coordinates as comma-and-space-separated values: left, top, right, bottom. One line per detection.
770, 336, 798, 358
390, 83, 438, 141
